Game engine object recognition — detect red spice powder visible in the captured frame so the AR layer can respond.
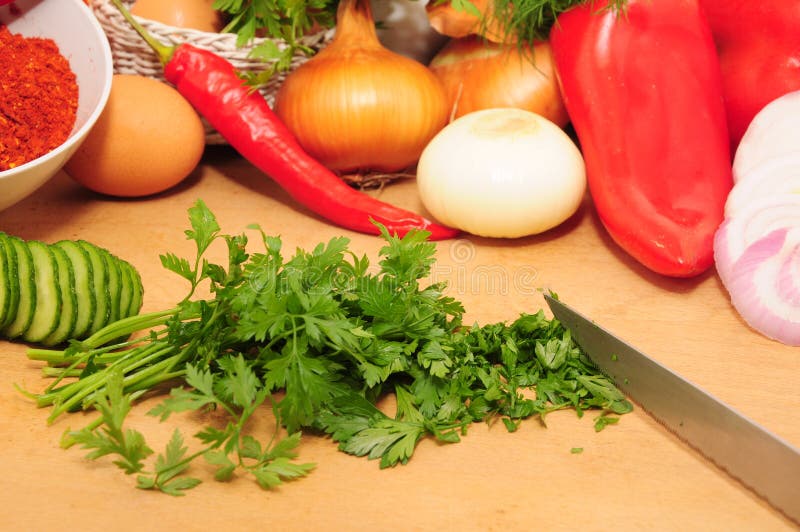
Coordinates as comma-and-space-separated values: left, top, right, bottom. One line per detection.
0, 24, 79, 171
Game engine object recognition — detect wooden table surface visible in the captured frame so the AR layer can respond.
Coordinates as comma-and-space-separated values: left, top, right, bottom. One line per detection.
1, 147, 798, 531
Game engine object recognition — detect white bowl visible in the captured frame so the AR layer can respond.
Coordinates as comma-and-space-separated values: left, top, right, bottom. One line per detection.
0, 0, 113, 211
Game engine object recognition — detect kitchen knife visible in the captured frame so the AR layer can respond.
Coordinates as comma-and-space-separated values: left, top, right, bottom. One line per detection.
544, 293, 800, 524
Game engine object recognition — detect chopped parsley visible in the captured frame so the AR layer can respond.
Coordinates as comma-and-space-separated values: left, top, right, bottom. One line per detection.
27, 200, 631, 495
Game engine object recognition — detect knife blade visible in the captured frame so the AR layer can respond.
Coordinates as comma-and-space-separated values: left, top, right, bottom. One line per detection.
544, 293, 800, 524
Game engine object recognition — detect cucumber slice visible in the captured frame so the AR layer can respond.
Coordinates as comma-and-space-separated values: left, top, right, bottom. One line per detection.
101, 248, 122, 325
122, 261, 144, 317
0, 235, 11, 327
21, 241, 62, 343
3, 236, 35, 339
53, 240, 96, 339
117, 258, 134, 320
41, 245, 78, 346
78, 240, 110, 337
0, 234, 20, 329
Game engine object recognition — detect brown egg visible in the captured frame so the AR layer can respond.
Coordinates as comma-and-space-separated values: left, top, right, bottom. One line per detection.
130, 0, 224, 32
65, 74, 206, 198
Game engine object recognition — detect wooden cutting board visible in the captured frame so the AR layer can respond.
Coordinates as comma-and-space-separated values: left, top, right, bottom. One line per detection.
1, 147, 797, 531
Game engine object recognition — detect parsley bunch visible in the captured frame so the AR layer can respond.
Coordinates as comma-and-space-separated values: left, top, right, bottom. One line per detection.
212, 0, 337, 85
26, 200, 631, 495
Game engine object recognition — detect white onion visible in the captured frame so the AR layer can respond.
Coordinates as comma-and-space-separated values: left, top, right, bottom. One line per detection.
725, 227, 800, 346
415, 108, 586, 238
732, 91, 800, 182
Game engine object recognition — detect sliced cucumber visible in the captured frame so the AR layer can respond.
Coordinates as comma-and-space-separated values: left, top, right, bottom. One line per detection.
0, 235, 11, 327
117, 258, 134, 322
41, 245, 78, 347
22, 241, 62, 344
3, 236, 35, 339
53, 240, 96, 339
0, 234, 145, 344
0, 234, 20, 330
122, 261, 144, 317
101, 247, 123, 325
78, 240, 110, 337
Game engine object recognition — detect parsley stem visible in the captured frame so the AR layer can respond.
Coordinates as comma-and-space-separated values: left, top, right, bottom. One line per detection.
26, 309, 178, 364
40, 367, 82, 378
40, 343, 177, 418
81, 308, 179, 349
118, 352, 187, 393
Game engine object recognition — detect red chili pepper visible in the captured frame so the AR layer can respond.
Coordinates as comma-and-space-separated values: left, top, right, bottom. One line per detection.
699, 0, 800, 151
111, 1, 458, 241
550, 0, 733, 278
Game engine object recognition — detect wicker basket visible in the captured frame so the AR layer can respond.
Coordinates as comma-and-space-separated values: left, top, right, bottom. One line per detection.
91, 0, 335, 144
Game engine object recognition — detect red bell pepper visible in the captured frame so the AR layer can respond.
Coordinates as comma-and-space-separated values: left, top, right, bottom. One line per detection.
699, 0, 800, 150
550, 0, 733, 278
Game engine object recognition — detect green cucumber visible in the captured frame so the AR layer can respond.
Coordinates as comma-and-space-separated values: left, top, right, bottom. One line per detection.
22, 241, 62, 344
0, 234, 20, 330
77, 240, 110, 337
122, 261, 144, 317
0, 235, 145, 344
101, 248, 123, 325
53, 240, 96, 339
117, 258, 134, 322
0, 236, 12, 328
3, 236, 35, 339
41, 245, 78, 347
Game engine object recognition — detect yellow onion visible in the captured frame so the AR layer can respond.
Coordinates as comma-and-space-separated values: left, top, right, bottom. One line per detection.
425, 0, 509, 44
428, 35, 569, 127
274, 0, 449, 173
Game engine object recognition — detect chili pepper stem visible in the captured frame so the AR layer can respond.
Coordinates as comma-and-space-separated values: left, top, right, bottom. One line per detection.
110, 0, 174, 65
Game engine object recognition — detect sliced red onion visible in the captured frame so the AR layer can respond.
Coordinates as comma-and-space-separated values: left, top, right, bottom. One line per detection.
714, 194, 800, 285
719, 90, 800, 345
733, 90, 800, 182
724, 227, 800, 346
725, 155, 800, 217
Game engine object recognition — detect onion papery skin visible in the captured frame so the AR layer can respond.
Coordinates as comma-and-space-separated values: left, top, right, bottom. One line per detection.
428, 36, 569, 127
725, 227, 800, 346
274, 0, 449, 173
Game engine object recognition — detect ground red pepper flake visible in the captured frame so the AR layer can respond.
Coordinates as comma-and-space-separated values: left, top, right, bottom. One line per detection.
0, 24, 78, 171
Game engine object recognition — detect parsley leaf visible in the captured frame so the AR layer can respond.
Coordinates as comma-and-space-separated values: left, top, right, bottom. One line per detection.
67, 371, 153, 475
212, 0, 337, 85
137, 430, 202, 496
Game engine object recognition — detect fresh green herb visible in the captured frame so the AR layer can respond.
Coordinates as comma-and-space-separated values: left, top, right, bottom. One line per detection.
66, 370, 154, 476
570, 447, 583, 454
212, 0, 337, 85
25, 199, 631, 495
64, 355, 314, 495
